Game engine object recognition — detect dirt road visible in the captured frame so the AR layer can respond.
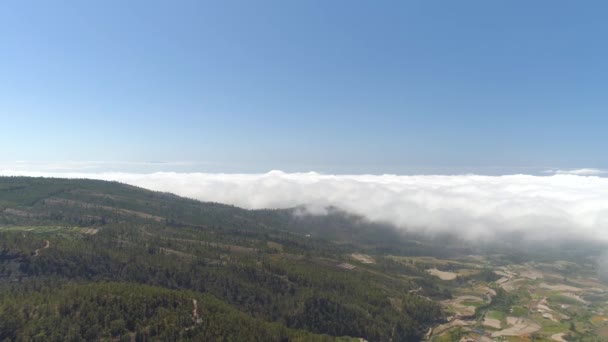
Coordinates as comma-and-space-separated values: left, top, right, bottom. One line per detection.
33, 240, 50, 256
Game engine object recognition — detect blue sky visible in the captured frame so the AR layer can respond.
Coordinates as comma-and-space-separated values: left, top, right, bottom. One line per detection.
1, 1, 607, 174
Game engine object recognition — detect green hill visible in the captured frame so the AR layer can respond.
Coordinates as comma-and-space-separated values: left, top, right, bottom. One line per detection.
0, 176, 445, 341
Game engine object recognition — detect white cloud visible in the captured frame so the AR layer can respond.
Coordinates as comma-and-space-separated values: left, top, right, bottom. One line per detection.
546, 168, 606, 176
2, 170, 608, 241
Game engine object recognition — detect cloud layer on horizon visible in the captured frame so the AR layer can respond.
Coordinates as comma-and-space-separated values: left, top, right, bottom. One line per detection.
545, 168, 607, 176
2, 170, 607, 241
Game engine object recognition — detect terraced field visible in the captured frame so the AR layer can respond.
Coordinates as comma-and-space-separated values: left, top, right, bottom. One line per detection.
426, 257, 608, 341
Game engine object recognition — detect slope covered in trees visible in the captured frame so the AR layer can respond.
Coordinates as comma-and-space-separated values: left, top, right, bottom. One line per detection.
0, 176, 445, 341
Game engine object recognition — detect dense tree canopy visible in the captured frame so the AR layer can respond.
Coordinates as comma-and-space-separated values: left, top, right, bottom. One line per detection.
0, 177, 445, 341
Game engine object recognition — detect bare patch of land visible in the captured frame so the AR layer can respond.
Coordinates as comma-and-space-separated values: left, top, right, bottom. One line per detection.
81, 228, 99, 235
427, 268, 457, 280
540, 282, 582, 292
551, 332, 568, 342
482, 317, 501, 329
491, 317, 541, 337
351, 253, 375, 264
441, 295, 484, 317
561, 292, 587, 303
3, 208, 31, 217
337, 263, 356, 270
431, 319, 474, 336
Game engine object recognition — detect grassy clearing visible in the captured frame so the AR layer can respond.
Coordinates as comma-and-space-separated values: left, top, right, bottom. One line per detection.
266, 241, 284, 252
537, 317, 569, 334
487, 310, 507, 321
548, 293, 582, 305
0, 226, 84, 241
510, 306, 528, 317
461, 299, 484, 307
0, 225, 78, 233
388, 255, 476, 268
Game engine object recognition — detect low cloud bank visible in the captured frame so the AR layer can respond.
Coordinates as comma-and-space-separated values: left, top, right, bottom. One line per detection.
2, 170, 608, 241
545, 168, 607, 176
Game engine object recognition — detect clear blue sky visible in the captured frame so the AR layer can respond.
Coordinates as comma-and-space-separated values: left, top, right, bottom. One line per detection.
1, 1, 607, 174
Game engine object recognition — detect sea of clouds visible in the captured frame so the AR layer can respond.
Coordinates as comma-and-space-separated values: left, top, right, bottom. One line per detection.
2, 170, 607, 241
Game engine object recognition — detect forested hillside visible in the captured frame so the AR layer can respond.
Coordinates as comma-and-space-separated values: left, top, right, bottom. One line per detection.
0, 177, 446, 341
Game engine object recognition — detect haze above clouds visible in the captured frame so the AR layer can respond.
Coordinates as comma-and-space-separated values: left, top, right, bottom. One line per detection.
2, 170, 607, 242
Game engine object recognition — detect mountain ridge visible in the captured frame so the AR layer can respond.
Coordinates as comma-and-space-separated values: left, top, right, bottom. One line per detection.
0, 176, 445, 341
